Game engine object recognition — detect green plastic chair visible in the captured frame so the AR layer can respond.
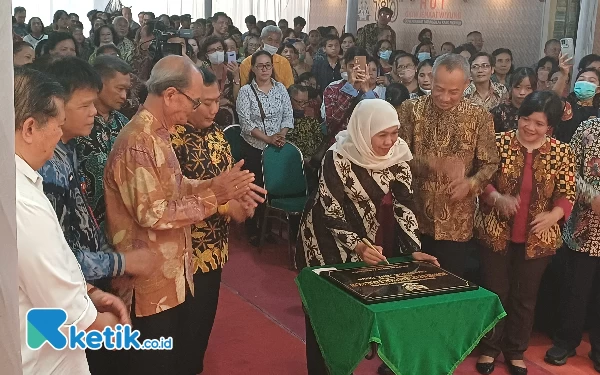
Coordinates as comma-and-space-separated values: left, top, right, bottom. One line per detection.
223, 125, 242, 162
259, 142, 309, 269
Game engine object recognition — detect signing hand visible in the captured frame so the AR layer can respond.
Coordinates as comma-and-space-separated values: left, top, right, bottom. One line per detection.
531, 209, 563, 235
411, 251, 440, 267
89, 289, 131, 325
355, 242, 387, 265
211, 160, 256, 204
495, 194, 521, 217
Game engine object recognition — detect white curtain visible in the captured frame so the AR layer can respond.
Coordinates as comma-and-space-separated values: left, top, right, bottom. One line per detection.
574, 0, 598, 77
13, 0, 309, 35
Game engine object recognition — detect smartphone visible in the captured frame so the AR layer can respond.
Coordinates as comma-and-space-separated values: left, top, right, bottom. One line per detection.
354, 56, 367, 73
560, 38, 574, 59
226, 51, 237, 63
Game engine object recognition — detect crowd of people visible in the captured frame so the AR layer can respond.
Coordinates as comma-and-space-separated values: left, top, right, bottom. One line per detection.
11, 4, 600, 375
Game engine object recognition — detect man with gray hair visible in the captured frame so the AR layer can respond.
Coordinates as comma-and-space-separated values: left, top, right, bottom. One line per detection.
111, 15, 135, 64
239, 25, 294, 87
398, 53, 499, 278
104, 55, 265, 373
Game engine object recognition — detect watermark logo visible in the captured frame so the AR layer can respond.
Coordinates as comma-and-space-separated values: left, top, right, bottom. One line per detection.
27, 308, 172, 350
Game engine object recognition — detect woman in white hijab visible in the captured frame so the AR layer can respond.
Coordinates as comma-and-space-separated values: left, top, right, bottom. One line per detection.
297, 99, 439, 375
297, 98, 438, 268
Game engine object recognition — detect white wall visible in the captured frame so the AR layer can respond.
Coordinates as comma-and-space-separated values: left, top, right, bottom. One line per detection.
1, 0, 21, 373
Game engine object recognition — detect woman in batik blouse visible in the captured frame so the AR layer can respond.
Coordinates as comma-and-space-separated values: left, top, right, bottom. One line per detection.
545, 116, 600, 369
475, 91, 576, 375
296, 98, 438, 375
491, 67, 537, 132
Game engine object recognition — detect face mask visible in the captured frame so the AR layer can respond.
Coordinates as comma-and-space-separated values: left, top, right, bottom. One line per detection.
417, 52, 431, 62
341, 72, 349, 81
379, 50, 392, 61
402, 69, 416, 82
574, 81, 598, 100
299, 54, 305, 62
420, 87, 431, 95
293, 109, 305, 118
262, 43, 278, 55
208, 50, 224, 64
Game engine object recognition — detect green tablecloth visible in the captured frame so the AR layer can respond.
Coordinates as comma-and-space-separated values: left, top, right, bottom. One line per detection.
296, 258, 506, 375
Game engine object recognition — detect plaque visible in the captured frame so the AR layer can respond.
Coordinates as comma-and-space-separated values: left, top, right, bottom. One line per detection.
321, 261, 478, 304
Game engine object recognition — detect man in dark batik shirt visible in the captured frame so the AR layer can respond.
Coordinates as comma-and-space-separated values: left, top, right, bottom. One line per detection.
76, 55, 131, 230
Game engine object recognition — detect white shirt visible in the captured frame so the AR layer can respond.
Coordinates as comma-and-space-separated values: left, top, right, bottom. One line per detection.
22, 34, 48, 49
16, 155, 97, 375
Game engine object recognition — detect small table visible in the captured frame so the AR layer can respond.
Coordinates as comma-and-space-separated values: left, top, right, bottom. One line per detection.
296, 258, 506, 375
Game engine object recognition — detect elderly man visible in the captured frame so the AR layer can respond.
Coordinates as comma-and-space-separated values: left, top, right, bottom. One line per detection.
464, 52, 508, 111
211, 11, 229, 38
112, 16, 135, 63
467, 31, 484, 52
398, 53, 499, 278
239, 25, 294, 87
104, 56, 265, 374
15, 66, 129, 375
122, 6, 140, 33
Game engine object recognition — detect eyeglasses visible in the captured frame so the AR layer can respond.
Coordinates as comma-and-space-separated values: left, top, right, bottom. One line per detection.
292, 97, 309, 106
176, 88, 201, 110
207, 46, 224, 54
255, 64, 273, 71
397, 64, 415, 71
471, 63, 492, 71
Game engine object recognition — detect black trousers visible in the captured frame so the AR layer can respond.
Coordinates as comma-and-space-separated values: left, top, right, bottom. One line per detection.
420, 234, 470, 278
87, 346, 130, 375
127, 293, 192, 375
478, 244, 550, 360
305, 313, 330, 375
553, 250, 600, 356
241, 139, 266, 237
184, 269, 223, 374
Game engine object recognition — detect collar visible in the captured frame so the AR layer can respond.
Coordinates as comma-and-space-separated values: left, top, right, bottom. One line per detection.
15, 154, 43, 186
510, 130, 551, 154
95, 110, 116, 124
251, 78, 277, 93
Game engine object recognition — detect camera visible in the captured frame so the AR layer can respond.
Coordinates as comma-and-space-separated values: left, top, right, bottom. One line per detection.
148, 28, 194, 62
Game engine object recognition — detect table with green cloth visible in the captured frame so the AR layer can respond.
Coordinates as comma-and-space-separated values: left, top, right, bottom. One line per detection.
296, 258, 506, 375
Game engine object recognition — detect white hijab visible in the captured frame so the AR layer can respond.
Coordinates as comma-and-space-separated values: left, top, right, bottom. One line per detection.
331, 99, 412, 170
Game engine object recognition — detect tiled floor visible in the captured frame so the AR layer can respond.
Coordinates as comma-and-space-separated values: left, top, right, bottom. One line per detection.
204, 231, 598, 374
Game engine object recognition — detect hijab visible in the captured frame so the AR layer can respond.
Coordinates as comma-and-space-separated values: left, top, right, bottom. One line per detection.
331, 99, 412, 170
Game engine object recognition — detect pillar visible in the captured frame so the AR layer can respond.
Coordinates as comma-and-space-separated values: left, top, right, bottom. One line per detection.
205, 0, 213, 18
346, 0, 359, 35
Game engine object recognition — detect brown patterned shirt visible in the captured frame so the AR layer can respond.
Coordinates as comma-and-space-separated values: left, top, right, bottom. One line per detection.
356, 23, 396, 55
398, 96, 500, 242
464, 81, 508, 111
104, 109, 218, 317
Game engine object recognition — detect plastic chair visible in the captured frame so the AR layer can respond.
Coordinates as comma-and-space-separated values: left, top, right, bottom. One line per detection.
259, 142, 309, 269
223, 124, 242, 162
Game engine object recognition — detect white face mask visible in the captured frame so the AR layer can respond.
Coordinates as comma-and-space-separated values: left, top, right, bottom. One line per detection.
262, 43, 278, 55
420, 87, 431, 95
208, 50, 224, 64
341, 72, 349, 81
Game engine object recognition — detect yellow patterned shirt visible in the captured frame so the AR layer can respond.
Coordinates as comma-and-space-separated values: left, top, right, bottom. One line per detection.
464, 81, 508, 112
104, 109, 218, 317
398, 96, 500, 242
171, 124, 234, 274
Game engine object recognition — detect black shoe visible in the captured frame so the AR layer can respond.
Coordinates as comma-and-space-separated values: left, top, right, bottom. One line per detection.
544, 345, 576, 366
377, 363, 394, 375
475, 361, 495, 374
507, 362, 527, 375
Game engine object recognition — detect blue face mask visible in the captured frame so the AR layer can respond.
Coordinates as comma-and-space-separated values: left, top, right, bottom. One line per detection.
417, 52, 431, 62
574, 81, 598, 100
379, 50, 392, 61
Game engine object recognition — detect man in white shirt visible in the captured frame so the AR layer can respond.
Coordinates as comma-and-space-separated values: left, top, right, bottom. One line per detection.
14, 66, 129, 374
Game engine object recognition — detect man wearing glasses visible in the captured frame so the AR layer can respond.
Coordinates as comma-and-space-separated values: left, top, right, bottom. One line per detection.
357, 6, 396, 54
464, 52, 508, 111
104, 56, 266, 374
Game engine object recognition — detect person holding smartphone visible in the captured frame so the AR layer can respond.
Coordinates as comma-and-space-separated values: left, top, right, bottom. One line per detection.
200, 36, 241, 128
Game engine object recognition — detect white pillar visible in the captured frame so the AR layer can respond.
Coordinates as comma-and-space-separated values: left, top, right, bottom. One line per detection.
205, 0, 213, 19
0, 2, 21, 375
573, 0, 598, 75
346, 0, 359, 35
